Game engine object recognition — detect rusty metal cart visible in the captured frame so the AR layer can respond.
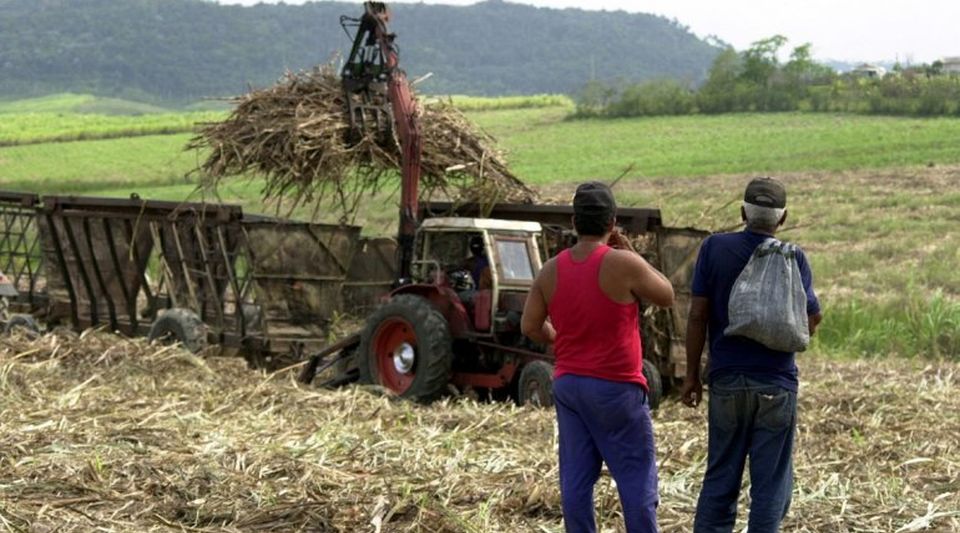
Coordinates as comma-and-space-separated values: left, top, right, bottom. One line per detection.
1, 191, 360, 368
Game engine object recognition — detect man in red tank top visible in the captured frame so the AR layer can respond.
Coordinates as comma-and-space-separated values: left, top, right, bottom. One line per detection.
522, 182, 675, 533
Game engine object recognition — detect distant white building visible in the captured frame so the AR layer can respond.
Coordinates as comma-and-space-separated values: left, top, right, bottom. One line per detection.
851, 63, 887, 78
941, 57, 960, 74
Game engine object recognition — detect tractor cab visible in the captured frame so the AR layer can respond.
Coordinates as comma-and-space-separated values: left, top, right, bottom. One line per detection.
411, 217, 543, 335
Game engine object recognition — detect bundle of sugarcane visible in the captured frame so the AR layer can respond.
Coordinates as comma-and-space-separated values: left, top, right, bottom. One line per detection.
188, 66, 536, 218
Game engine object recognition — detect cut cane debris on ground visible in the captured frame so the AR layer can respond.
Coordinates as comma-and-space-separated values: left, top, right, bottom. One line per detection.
1, 330, 957, 532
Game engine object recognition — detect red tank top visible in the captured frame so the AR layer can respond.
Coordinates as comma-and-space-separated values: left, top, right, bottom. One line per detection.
548, 245, 647, 389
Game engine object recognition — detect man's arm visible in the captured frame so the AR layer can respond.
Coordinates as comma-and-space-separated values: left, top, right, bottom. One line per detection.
809, 312, 823, 336
629, 254, 675, 308
798, 248, 822, 337
521, 274, 556, 345
681, 296, 709, 407
608, 230, 675, 307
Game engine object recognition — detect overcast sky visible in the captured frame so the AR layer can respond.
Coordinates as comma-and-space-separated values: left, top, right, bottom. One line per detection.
218, 0, 958, 64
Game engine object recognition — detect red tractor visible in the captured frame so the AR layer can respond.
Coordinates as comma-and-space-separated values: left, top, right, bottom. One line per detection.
304, 2, 682, 407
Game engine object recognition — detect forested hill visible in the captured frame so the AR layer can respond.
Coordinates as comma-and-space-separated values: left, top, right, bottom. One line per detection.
0, 0, 721, 102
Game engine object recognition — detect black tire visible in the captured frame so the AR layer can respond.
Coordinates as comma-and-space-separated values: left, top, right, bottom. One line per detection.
241, 303, 263, 332
642, 358, 663, 410
518, 360, 555, 408
357, 294, 452, 403
148, 308, 207, 354
3, 314, 40, 338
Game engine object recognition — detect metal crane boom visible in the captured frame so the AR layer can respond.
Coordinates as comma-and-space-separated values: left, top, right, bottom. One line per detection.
341, 2, 422, 283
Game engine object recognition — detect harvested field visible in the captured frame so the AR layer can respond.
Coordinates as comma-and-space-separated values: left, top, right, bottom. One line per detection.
2, 331, 958, 532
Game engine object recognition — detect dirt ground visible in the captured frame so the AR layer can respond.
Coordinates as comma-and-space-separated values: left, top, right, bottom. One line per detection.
1, 330, 957, 532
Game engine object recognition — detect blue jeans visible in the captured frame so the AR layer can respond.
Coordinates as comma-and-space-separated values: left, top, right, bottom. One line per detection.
694, 374, 797, 533
554, 374, 659, 533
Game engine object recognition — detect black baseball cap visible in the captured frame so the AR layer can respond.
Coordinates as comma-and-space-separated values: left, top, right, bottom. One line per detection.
573, 181, 616, 217
744, 177, 787, 208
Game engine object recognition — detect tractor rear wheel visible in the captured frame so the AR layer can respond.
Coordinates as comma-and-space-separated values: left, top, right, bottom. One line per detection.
518, 360, 555, 408
148, 308, 207, 354
358, 295, 452, 403
642, 358, 663, 410
3, 314, 40, 338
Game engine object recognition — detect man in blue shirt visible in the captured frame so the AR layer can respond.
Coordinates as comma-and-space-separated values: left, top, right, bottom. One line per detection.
464, 235, 492, 290
681, 177, 822, 533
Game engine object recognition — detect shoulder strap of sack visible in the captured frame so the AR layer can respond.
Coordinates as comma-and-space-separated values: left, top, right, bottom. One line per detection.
755, 237, 799, 259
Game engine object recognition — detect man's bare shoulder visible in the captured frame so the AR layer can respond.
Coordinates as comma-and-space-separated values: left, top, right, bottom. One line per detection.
539, 256, 558, 278
605, 248, 649, 269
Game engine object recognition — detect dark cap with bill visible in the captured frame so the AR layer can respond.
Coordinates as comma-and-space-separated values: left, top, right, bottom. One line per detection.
573, 181, 616, 216
744, 177, 787, 208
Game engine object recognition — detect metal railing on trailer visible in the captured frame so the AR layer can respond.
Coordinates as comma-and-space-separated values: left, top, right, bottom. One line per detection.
0, 191, 46, 315
0, 191, 362, 369
37, 194, 244, 339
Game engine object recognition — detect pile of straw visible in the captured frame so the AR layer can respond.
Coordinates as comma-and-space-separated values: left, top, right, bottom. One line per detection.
189, 67, 536, 217
2, 329, 958, 531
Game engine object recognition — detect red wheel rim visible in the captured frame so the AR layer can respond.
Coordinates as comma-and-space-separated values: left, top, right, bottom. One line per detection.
372, 317, 418, 394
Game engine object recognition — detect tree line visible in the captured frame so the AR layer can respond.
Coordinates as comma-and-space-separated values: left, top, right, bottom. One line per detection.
576, 36, 960, 118
0, 0, 720, 103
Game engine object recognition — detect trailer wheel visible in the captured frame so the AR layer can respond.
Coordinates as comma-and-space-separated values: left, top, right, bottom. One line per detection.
518, 360, 554, 408
148, 308, 207, 354
3, 314, 40, 338
642, 358, 663, 410
358, 295, 452, 403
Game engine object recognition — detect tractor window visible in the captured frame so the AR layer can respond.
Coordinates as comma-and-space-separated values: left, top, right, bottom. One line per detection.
495, 239, 534, 282
424, 232, 469, 266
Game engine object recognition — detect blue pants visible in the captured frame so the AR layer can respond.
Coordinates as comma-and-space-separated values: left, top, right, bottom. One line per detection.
553, 374, 659, 533
694, 374, 797, 533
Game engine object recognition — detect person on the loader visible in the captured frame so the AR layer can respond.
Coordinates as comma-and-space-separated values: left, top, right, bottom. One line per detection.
455, 235, 492, 311
521, 181, 675, 533
681, 177, 823, 533
463, 235, 492, 290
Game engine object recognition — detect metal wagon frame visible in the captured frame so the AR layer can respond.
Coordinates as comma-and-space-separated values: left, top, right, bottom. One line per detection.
1, 190, 360, 368
0, 191, 46, 315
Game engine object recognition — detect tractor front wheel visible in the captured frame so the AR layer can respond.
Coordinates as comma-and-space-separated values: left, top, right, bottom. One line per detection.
518, 360, 555, 408
358, 295, 452, 403
642, 358, 663, 410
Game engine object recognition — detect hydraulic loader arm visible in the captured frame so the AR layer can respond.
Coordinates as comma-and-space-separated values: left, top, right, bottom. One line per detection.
341, 2, 422, 282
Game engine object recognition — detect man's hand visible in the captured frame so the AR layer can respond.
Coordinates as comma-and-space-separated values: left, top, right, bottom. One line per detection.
680, 376, 703, 408
607, 228, 636, 253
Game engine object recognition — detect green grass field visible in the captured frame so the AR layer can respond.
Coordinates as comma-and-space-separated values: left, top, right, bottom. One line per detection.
4, 106, 960, 194
0, 92, 173, 115
439, 93, 574, 111
2, 94, 960, 358
469, 110, 960, 183
0, 92, 223, 145
0, 113, 223, 146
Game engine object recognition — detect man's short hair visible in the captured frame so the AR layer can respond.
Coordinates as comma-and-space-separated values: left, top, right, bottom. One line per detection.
743, 177, 786, 229
573, 181, 616, 236
743, 202, 785, 228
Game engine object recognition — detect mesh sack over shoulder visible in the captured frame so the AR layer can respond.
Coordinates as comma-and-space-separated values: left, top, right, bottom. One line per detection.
724, 238, 810, 352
